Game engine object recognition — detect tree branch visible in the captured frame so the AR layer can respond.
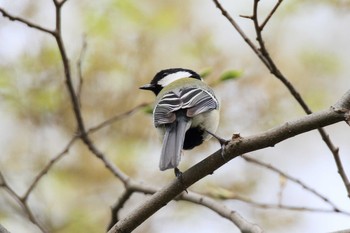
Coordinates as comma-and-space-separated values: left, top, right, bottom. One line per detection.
76, 34, 87, 108
125, 180, 264, 233
251, 0, 350, 198
213, 0, 350, 198
181, 192, 264, 233
0, 172, 48, 233
229, 195, 350, 215
50, 1, 129, 183
211, 0, 270, 68
0, 224, 11, 233
108, 97, 350, 232
0, 8, 54, 35
22, 136, 78, 201
87, 103, 150, 134
259, 0, 283, 31
107, 190, 134, 231
242, 155, 341, 211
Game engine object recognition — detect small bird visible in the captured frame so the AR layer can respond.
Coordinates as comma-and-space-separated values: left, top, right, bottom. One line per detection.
140, 68, 220, 175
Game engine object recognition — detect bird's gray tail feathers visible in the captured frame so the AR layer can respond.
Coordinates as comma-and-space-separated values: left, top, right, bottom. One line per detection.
159, 113, 191, 171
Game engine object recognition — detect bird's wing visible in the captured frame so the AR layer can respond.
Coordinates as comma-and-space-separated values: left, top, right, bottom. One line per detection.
181, 88, 219, 117
154, 92, 182, 126
154, 87, 219, 126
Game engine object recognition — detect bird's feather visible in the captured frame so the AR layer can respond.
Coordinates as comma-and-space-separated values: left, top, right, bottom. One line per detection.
159, 112, 191, 170
154, 87, 218, 126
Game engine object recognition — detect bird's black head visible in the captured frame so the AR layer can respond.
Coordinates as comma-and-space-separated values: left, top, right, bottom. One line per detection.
139, 68, 202, 95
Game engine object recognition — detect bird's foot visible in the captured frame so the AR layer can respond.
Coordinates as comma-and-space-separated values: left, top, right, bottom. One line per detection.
206, 130, 229, 161
174, 167, 188, 193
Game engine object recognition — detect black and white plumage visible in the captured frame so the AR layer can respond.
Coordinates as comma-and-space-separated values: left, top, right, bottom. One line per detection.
140, 68, 220, 171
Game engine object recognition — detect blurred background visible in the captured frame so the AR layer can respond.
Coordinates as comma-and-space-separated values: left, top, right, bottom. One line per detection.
0, 0, 350, 232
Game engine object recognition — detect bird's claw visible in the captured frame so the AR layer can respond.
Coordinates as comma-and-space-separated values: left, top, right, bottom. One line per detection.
206, 130, 229, 161
174, 167, 188, 193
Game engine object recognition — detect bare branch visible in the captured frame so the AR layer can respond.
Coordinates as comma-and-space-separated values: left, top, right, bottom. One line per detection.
49, 2, 129, 183
23, 136, 78, 201
0, 8, 54, 35
109, 100, 350, 232
126, 180, 264, 233
76, 35, 87, 108
87, 103, 150, 134
329, 229, 350, 233
107, 190, 134, 231
180, 192, 264, 233
213, 0, 350, 198
0, 172, 48, 233
0, 224, 11, 233
251, 0, 350, 198
212, 0, 270, 68
242, 155, 341, 211
205, 187, 350, 215
231, 194, 350, 215
259, 0, 283, 31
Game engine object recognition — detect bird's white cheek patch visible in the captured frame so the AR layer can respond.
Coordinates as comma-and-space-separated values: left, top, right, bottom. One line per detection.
158, 71, 192, 87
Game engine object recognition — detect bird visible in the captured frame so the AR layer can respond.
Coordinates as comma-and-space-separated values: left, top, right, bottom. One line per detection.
140, 68, 220, 176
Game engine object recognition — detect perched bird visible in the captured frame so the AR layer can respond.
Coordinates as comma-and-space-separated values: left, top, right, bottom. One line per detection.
140, 68, 220, 175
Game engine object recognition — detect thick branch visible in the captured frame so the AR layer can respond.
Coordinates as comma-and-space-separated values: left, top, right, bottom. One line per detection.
108, 97, 350, 232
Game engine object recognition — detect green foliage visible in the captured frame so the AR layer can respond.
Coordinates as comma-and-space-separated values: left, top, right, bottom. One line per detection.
219, 70, 243, 82
199, 67, 212, 79
143, 104, 153, 115
0, 70, 14, 99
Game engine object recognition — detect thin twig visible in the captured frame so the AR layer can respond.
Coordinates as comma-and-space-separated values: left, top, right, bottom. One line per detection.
87, 102, 150, 134
232, 194, 350, 215
23, 101, 148, 201
259, 0, 283, 31
181, 192, 264, 233
107, 189, 134, 231
76, 35, 87, 107
22, 136, 78, 201
0, 4, 132, 229
213, 0, 350, 198
0, 8, 54, 35
251, 0, 350, 198
211, 0, 270, 69
50, 1, 129, 183
0, 172, 48, 233
242, 155, 341, 211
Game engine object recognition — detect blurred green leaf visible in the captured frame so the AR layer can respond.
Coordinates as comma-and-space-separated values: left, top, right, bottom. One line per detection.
200, 68, 212, 79
219, 70, 243, 82
29, 88, 62, 113
143, 105, 153, 114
